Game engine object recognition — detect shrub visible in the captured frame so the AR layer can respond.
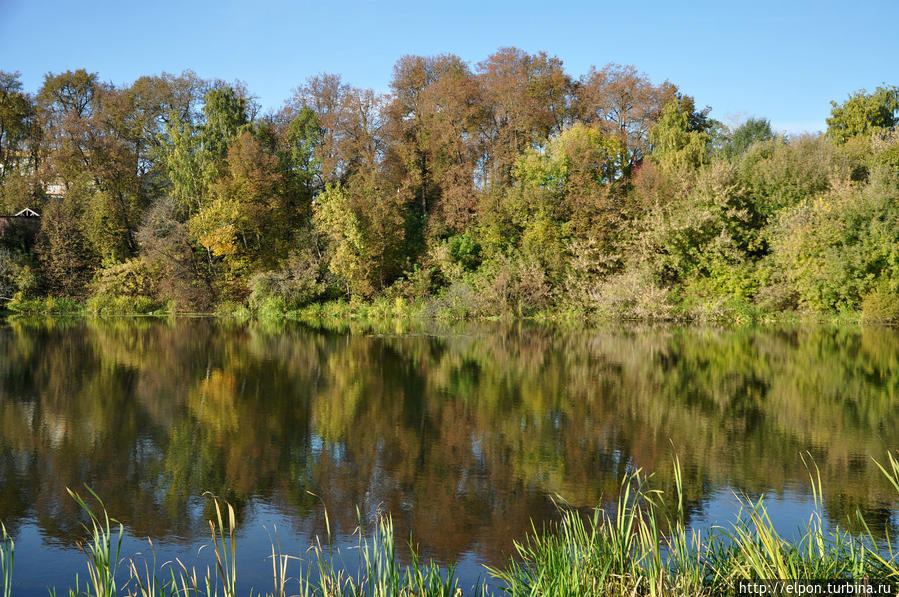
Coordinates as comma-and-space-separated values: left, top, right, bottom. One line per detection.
861, 283, 899, 323
87, 258, 163, 314
0, 248, 21, 301
738, 135, 835, 217
476, 254, 551, 317
248, 250, 325, 311
771, 172, 899, 312
592, 265, 675, 320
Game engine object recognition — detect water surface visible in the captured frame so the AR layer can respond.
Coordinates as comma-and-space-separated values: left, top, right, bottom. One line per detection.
0, 319, 896, 593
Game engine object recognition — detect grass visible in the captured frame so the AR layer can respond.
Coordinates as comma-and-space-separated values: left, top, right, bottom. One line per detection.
1, 455, 897, 596
1, 523, 12, 597
489, 454, 899, 597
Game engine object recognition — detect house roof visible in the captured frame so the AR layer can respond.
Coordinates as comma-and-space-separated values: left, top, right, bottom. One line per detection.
13, 208, 39, 217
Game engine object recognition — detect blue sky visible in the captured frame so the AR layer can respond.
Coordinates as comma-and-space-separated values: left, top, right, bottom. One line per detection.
1, 0, 896, 134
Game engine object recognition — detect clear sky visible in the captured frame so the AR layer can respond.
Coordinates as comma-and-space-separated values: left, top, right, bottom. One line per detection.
1, 0, 896, 134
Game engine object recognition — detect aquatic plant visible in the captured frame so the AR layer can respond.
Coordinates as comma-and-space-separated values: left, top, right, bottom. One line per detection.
1, 454, 897, 596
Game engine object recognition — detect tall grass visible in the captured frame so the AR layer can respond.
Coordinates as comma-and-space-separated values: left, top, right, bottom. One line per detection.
67, 487, 124, 597
0, 523, 12, 597
488, 454, 899, 596
0, 456, 896, 596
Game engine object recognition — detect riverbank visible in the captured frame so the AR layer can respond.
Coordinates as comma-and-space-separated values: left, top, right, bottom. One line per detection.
2, 457, 897, 597
0, 293, 880, 331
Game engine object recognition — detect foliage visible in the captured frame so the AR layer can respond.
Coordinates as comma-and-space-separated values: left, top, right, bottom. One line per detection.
0, 248, 21, 300
737, 135, 834, 217
86, 258, 163, 314
36, 193, 96, 297
313, 177, 407, 298
248, 248, 326, 311
723, 117, 774, 158
771, 173, 899, 312
860, 282, 899, 323
649, 96, 712, 173
0, 56, 896, 321
475, 253, 552, 316
826, 86, 899, 144
636, 161, 761, 288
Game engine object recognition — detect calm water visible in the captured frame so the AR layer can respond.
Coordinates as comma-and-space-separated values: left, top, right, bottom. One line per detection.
0, 319, 897, 593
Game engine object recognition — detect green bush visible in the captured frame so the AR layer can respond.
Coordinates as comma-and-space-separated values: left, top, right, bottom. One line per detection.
738, 135, 835, 217
86, 294, 160, 315
861, 283, 899, 323
0, 248, 21, 300
771, 173, 899, 312
86, 258, 163, 314
7, 294, 84, 314
248, 250, 325, 311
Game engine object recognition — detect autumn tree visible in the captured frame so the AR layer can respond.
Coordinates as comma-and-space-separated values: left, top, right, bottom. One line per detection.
476, 48, 572, 190
575, 64, 676, 171
290, 75, 383, 185
35, 70, 181, 261
36, 194, 94, 296
137, 197, 212, 310
0, 71, 39, 211
385, 54, 486, 234
207, 131, 284, 262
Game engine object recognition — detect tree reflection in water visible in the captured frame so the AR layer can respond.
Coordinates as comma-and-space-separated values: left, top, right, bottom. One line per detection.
0, 319, 896, 572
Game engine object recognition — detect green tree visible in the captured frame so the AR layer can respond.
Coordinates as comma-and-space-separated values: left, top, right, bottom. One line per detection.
313, 174, 407, 298
826, 86, 899, 144
513, 123, 628, 241
649, 96, 712, 173
36, 195, 94, 296
724, 117, 774, 158
285, 106, 321, 198
163, 85, 249, 217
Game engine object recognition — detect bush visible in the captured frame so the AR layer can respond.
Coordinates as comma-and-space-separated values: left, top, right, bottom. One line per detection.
7, 294, 84, 315
738, 135, 835, 217
861, 284, 899, 323
424, 280, 483, 320
592, 265, 674, 320
476, 254, 551, 317
87, 258, 163, 314
636, 161, 760, 286
86, 294, 160, 315
0, 248, 21, 301
771, 173, 899, 312
248, 250, 325, 311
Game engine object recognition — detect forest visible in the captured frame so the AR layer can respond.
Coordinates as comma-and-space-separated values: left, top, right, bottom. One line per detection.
0, 49, 898, 321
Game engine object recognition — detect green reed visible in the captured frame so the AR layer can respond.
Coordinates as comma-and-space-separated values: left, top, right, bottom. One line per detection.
67, 488, 125, 597
0, 454, 897, 596
0, 523, 12, 597
488, 453, 899, 596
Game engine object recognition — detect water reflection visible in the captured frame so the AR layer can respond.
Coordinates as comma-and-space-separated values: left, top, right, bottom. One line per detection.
0, 319, 896, 590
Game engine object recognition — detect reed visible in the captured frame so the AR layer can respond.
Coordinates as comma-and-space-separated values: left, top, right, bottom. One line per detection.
0, 523, 12, 597
488, 454, 899, 596
67, 487, 125, 597
0, 454, 896, 596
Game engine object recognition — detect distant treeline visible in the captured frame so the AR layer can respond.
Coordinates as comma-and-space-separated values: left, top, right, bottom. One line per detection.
0, 52, 897, 320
